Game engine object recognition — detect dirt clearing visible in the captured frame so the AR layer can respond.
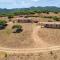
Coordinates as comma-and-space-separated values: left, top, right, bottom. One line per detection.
38, 27, 60, 46
0, 23, 36, 48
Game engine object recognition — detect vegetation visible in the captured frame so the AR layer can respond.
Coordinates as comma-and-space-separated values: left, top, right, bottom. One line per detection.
43, 16, 60, 21
54, 12, 58, 14
7, 14, 14, 21
52, 16, 60, 21
43, 16, 53, 18
0, 20, 7, 29
12, 24, 23, 33
0, 6, 60, 16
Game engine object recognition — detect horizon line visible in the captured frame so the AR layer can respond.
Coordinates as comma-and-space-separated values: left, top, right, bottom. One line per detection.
0, 6, 60, 9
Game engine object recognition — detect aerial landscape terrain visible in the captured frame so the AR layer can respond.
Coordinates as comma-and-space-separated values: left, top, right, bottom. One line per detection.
0, 6, 60, 60
0, 0, 60, 60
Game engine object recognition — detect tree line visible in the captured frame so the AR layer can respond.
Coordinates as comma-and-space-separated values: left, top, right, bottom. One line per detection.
0, 6, 60, 17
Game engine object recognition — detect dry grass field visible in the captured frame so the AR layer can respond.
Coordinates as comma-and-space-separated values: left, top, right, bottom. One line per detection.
0, 23, 36, 48
27, 12, 60, 22
0, 49, 60, 60
38, 27, 60, 46
0, 13, 60, 60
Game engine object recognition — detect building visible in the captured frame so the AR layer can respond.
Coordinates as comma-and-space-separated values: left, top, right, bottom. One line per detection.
39, 22, 60, 29
12, 17, 39, 23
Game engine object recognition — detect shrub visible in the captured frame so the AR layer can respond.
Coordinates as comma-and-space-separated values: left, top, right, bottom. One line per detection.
48, 20, 53, 22
0, 20, 7, 29
12, 25, 23, 33
42, 11, 49, 14
54, 12, 58, 14
53, 16, 60, 21
12, 25, 22, 29
0, 20, 7, 25
8, 15, 13, 21
43, 16, 52, 18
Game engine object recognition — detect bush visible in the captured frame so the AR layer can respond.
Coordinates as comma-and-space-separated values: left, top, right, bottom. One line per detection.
43, 16, 52, 18
8, 15, 14, 21
0, 20, 7, 25
12, 25, 22, 29
42, 11, 49, 14
0, 20, 7, 29
12, 25, 23, 33
54, 12, 58, 14
53, 16, 60, 21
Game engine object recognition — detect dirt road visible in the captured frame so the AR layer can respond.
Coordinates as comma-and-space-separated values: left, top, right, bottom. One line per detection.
0, 46, 60, 54
32, 26, 50, 48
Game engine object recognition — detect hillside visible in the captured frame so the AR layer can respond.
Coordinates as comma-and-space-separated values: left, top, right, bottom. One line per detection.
0, 6, 60, 16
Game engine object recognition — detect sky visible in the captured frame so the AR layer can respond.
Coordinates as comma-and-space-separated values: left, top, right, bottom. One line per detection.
0, 0, 60, 9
